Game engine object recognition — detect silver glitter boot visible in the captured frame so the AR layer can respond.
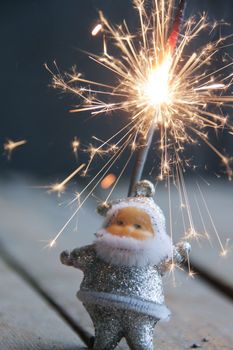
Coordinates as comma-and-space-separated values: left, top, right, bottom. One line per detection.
85, 304, 156, 350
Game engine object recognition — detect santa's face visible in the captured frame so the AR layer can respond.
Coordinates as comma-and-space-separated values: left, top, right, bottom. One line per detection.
95, 206, 161, 267
106, 207, 155, 240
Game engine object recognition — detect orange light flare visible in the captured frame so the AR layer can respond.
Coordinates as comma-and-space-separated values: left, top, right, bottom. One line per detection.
100, 173, 117, 189
4, 139, 27, 160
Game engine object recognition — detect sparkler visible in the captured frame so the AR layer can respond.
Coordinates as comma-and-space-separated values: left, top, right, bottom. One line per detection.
48, 0, 233, 257
50, 0, 233, 181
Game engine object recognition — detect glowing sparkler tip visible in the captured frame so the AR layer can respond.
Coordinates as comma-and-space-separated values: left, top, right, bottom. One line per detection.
219, 239, 232, 257
4, 139, 27, 159
71, 137, 80, 159
169, 262, 176, 272
50, 183, 65, 195
220, 249, 227, 257
194, 83, 226, 91
188, 270, 196, 278
49, 239, 56, 248
49, 164, 85, 195
72, 137, 80, 149
185, 228, 204, 241
92, 24, 103, 36
140, 54, 172, 107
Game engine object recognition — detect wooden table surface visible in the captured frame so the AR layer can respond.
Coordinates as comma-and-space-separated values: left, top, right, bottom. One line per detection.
0, 179, 232, 349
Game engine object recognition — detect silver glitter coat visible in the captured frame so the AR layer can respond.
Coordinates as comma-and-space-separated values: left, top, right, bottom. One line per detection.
61, 242, 189, 321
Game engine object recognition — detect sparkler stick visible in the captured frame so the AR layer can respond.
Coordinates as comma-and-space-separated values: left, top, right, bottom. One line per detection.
128, 126, 154, 195
167, 0, 186, 51
128, 0, 186, 196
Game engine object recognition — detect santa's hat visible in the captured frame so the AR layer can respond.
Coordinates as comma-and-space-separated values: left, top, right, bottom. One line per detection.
97, 180, 173, 260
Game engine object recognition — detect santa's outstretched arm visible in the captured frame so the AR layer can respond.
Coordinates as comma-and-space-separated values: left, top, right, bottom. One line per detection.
60, 245, 95, 271
158, 241, 191, 275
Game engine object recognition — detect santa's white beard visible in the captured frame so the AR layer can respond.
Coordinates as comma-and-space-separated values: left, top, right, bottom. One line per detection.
95, 228, 172, 267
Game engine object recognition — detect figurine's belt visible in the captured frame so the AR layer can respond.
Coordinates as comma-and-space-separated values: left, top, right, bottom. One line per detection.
77, 290, 170, 320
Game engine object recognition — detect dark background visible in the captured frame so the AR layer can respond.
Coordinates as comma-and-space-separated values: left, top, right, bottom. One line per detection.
0, 0, 233, 181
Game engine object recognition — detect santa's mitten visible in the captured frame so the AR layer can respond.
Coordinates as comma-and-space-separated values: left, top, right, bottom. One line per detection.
60, 250, 73, 266
174, 242, 191, 263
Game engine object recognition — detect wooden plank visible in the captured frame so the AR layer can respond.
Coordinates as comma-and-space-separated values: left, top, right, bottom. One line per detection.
0, 180, 232, 349
156, 273, 233, 350
0, 179, 232, 285
0, 260, 85, 350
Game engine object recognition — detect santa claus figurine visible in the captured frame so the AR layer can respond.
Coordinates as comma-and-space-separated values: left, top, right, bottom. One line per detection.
60, 180, 190, 350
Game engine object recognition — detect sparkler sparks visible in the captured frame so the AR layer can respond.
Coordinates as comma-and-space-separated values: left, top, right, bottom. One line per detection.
71, 136, 80, 160
50, 0, 233, 182
91, 23, 103, 36
4, 139, 27, 160
48, 0, 233, 258
49, 163, 85, 195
